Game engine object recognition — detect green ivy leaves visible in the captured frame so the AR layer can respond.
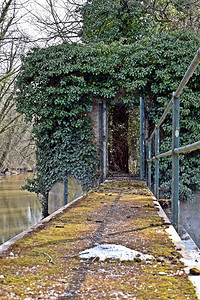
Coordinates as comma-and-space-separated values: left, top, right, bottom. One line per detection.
16, 29, 200, 212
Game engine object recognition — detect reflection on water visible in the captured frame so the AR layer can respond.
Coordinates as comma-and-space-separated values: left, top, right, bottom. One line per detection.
0, 173, 42, 245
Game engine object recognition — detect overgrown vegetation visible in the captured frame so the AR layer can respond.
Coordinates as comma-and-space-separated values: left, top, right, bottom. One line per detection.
137, 31, 200, 201
80, 0, 152, 44
80, 0, 200, 44
16, 42, 137, 213
1, 0, 200, 178
16, 29, 200, 211
79, 0, 200, 200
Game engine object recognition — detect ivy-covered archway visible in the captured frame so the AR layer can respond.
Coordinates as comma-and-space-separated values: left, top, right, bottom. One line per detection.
16, 30, 200, 214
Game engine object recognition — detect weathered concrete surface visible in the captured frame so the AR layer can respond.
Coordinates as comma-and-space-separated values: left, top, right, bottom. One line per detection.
87, 101, 100, 147
88, 100, 108, 181
48, 176, 83, 214
180, 191, 200, 249
0, 179, 199, 299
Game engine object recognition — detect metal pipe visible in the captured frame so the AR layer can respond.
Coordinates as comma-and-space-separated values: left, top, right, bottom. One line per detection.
64, 177, 68, 205
147, 156, 155, 163
174, 47, 200, 99
155, 127, 159, 199
157, 150, 172, 159
150, 99, 173, 140
148, 140, 152, 189
147, 140, 200, 162
149, 47, 200, 140
140, 97, 144, 180
106, 102, 109, 177
171, 96, 180, 230
149, 127, 156, 141
147, 149, 172, 163
174, 140, 200, 154
99, 102, 104, 183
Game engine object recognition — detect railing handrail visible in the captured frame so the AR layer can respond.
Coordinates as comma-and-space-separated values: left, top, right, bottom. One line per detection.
174, 47, 200, 99
144, 46, 200, 231
147, 140, 200, 163
174, 140, 200, 154
149, 47, 200, 141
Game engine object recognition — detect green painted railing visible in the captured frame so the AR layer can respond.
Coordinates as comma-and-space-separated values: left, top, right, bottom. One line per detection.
141, 47, 200, 230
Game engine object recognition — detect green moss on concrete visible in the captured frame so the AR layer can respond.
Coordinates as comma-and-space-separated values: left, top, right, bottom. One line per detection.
0, 180, 198, 299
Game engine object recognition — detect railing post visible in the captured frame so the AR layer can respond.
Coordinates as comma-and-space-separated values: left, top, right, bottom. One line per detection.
172, 94, 180, 230
140, 97, 144, 180
148, 139, 152, 190
106, 101, 109, 177
99, 102, 104, 183
64, 177, 68, 205
155, 127, 160, 199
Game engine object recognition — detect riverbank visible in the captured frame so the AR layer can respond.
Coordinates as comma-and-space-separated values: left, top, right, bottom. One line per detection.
0, 179, 199, 299
0, 169, 35, 181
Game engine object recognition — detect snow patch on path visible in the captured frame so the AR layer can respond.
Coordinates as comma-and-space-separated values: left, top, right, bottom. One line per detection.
79, 244, 154, 262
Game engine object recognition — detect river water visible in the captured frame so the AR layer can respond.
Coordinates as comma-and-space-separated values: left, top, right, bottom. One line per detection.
0, 173, 42, 245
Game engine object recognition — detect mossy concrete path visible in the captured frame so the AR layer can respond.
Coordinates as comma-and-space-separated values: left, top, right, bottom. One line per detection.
0, 179, 199, 299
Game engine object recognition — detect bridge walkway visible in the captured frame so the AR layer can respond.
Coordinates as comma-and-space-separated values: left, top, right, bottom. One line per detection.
0, 178, 199, 299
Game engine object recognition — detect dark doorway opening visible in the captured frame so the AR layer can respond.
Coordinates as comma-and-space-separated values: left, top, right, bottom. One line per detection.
108, 105, 140, 177
108, 105, 129, 174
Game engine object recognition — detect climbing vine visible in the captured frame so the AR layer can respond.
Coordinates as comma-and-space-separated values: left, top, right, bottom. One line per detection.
16, 29, 200, 214
16, 42, 138, 214
130, 30, 200, 201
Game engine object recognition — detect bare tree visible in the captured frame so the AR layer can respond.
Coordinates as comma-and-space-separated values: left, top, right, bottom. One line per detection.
0, 0, 25, 135
140, 0, 200, 33
0, 0, 35, 172
22, 0, 85, 46
0, 0, 84, 172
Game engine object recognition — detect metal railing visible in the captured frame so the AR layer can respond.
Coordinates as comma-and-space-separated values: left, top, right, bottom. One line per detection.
144, 47, 200, 230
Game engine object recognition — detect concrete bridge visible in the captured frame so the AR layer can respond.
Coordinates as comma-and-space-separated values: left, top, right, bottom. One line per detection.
1, 41, 200, 300
0, 177, 200, 299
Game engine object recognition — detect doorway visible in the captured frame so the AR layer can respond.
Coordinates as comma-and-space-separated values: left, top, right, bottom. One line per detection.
108, 105, 129, 174
108, 105, 140, 177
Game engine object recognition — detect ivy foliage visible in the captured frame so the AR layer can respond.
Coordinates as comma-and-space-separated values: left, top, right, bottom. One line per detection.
80, 0, 154, 44
79, 0, 200, 44
128, 30, 200, 201
16, 29, 200, 213
16, 41, 138, 214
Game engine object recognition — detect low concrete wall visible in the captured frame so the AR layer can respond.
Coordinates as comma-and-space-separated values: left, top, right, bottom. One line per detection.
0, 195, 83, 254
48, 176, 83, 215
180, 191, 200, 249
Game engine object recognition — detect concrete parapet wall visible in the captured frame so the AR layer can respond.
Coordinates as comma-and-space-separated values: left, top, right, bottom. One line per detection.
48, 176, 83, 215
180, 191, 200, 249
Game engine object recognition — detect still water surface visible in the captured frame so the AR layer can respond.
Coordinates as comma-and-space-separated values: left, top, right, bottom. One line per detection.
0, 173, 42, 245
